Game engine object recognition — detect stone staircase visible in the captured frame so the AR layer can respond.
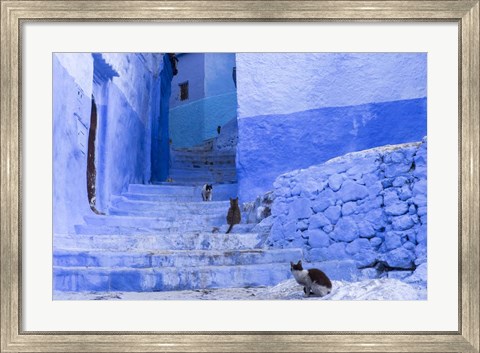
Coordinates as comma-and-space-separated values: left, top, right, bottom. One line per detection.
168, 138, 237, 184
53, 140, 303, 293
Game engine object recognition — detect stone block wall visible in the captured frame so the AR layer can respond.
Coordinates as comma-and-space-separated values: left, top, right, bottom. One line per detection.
266, 138, 427, 280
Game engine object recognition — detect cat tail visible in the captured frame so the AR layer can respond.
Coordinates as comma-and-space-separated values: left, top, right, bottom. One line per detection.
226, 224, 233, 234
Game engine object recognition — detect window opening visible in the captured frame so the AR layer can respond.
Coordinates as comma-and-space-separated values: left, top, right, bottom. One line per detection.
179, 82, 189, 101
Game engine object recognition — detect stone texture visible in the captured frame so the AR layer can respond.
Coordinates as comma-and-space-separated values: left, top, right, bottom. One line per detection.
328, 174, 344, 191
288, 198, 313, 219
338, 180, 369, 202
342, 202, 357, 216
346, 238, 371, 255
331, 217, 359, 242
383, 248, 415, 269
324, 205, 342, 224
392, 215, 416, 231
307, 229, 331, 248
312, 198, 332, 213
384, 232, 403, 250
385, 203, 409, 216
266, 139, 427, 279
308, 213, 331, 229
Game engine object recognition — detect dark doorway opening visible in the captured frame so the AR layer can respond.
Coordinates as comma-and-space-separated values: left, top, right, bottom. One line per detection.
87, 97, 103, 214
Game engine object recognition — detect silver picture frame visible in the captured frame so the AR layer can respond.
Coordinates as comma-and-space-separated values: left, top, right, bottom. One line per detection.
1, 1, 478, 352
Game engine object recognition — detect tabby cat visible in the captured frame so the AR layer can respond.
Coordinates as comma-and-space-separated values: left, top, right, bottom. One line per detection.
226, 197, 241, 234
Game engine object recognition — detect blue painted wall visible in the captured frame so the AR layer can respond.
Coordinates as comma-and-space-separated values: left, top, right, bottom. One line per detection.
53, 54, 93, 234
170, 53, 205, 108
236, 53, 427, 118
169, 53, 237, 148
151, 55, 173, 182
204, 53, 237, 97
53, 53, 164, 234
169, 92, 237, 148
236, 53, 427, 201
237, 98, 427, 201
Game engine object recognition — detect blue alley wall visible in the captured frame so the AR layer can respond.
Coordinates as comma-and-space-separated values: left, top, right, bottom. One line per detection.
53, 53, 164, 234
204, 53, 237, 97
237, 98, 427, 201
236, 53, 427, 118
169, 92, 237, 148
151, 55, 174, 182
53, 54, 93, 234
170, 53, 205, 108
169, 54, 237, 148
236, 53, 427, 202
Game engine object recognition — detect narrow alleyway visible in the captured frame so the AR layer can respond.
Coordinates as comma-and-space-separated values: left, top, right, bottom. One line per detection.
53, 138, 301, 292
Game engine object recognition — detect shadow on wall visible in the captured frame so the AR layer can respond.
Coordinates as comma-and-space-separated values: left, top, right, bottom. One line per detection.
236, 97, 427, 202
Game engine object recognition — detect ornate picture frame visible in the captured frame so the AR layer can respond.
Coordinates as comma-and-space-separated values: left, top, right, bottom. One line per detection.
1, 1, 478, 352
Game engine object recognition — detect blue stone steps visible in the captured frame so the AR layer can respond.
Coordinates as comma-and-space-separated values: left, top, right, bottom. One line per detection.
83, 215, 179, 229
111, 199, 230, 211
53, 248, 302, 268
55, 232, 266, 251
169, 158, 236, 167
121, 184, 238, 202
74, 224, 181, 236
54, 141, 306, 292
128, 183, 238, 196
119, 191, 235, 202
168, 144, 237, 183
109, 197, 230, 214
53, 263, 296, 292
75, 223, 256, 236
167, 172, 237, 184
84, 213, 226, 228
108, 208, 228, 218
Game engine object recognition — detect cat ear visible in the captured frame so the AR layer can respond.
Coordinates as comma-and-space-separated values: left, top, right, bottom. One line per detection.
290, 261, 294, 266
298, 260, 302, 265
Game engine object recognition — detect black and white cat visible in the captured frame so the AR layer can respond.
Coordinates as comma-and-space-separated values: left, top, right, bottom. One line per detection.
290, 260, 332, 297
201, 184, 213, 201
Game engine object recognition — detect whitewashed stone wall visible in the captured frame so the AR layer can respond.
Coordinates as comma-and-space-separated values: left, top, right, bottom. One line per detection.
266, 138, 427, 280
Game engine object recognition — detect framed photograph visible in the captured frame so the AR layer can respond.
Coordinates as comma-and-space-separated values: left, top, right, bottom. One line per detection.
1, 1, 478, 352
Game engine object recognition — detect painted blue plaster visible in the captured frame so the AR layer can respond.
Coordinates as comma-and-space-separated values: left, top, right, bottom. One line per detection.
54, 53, 93, 97
53, 53, 164, 234
53, 55, 93, 234
151, 54, 173, 182
204, 53, 236, 97
169, 53, 205, 108
169, 53, 237, 148
169, 92, 237, 148
237, 98, 427, 201
236, 53, 427, 117
96, 82, 148, 203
